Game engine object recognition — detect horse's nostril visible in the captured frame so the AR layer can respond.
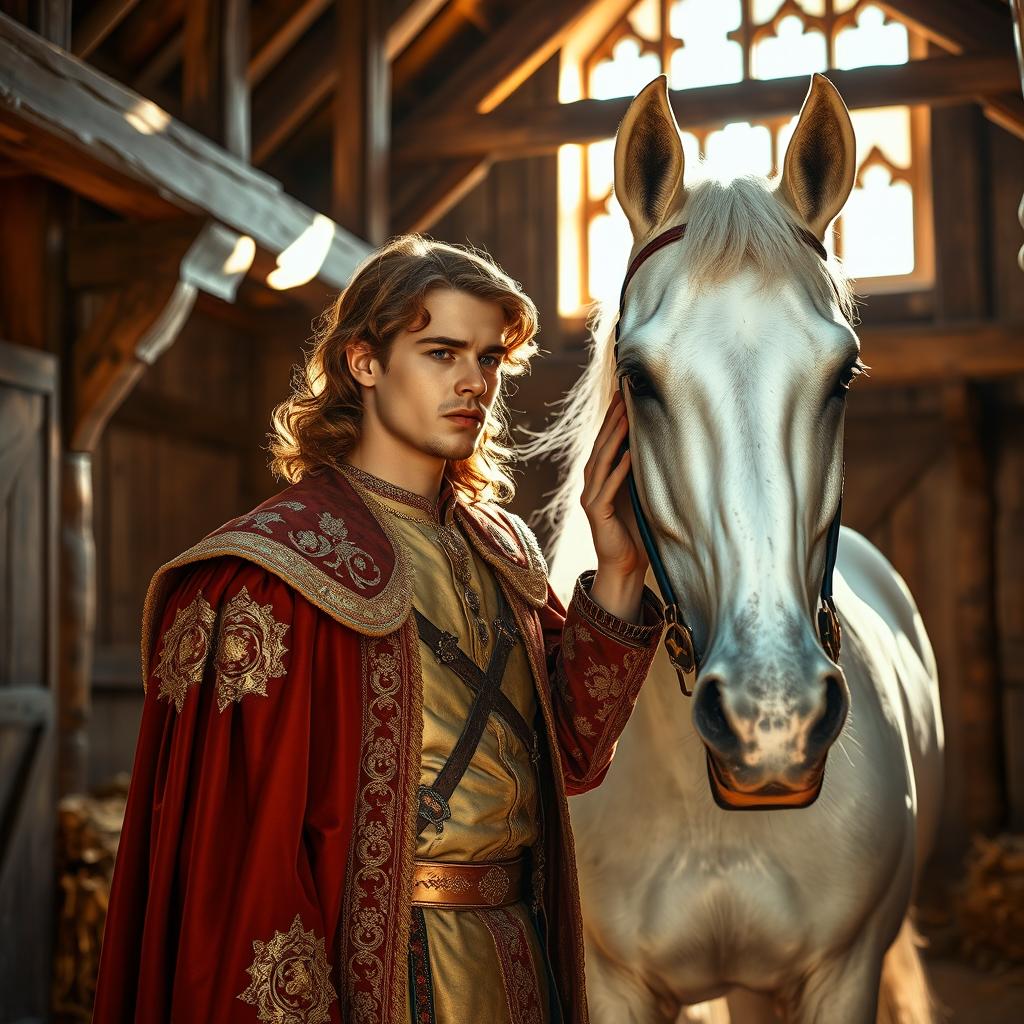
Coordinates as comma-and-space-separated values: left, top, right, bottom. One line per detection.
809, 674, 848, 749
694, 677, 740, 755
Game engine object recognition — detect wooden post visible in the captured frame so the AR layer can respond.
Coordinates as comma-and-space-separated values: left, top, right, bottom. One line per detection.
944, 382, 1004, 834
183, 0, 250, 160
332, 0, 389, 243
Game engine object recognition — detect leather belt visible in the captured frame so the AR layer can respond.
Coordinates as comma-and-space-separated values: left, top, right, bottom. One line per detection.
410, 857, 525, 909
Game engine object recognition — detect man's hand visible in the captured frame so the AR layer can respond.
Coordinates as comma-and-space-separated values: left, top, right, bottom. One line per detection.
581, 391, 650, 623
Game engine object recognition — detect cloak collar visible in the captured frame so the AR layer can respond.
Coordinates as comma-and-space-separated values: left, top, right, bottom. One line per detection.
143, 466, 549, 658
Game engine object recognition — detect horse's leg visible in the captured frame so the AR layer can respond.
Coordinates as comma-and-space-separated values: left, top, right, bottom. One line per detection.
584, 939, 678, 1024
724, 988, 780, 1023
875, 916, 935, 1024
784, 939, 885, 1024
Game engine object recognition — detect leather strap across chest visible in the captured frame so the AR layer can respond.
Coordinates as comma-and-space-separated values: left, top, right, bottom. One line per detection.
414, 585, 537, 837
614, 221, 843, 696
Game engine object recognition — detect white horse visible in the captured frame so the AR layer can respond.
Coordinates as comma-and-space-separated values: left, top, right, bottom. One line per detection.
531, 75, 944, 1023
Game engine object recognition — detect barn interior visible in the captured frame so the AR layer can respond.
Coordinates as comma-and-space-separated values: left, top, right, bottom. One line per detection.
1, 0, 1023, 1021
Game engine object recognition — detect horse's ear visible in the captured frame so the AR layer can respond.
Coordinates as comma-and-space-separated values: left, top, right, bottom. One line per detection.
778, 73, 856, 241
614, 76, 685, 240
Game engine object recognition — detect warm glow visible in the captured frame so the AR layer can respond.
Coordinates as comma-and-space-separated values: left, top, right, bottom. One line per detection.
559, 0, 925, 311
266, 214, 335, 290
124, 99, 171, 135
222, 235, 256, 276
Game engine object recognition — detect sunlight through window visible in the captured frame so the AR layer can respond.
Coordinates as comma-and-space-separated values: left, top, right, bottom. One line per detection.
558, 0, 931, 314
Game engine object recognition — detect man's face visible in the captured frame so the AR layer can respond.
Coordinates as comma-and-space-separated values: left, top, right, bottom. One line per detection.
356, 287, 508, 463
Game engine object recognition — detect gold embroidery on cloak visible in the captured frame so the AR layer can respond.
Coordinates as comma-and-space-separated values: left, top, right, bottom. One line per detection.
237, 914, 338, 1024
154, 591, 216, 712
214, 585, 290, 713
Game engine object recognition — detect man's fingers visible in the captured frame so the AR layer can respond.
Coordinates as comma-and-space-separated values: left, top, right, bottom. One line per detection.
591, 446, 632, 512
582, 417, 628, 504
583, 397, 625, 486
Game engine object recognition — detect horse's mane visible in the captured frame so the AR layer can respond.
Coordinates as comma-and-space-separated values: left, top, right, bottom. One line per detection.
520, 172, 857, 545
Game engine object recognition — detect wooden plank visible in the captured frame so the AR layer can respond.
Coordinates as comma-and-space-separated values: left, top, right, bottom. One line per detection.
0, 12, 372, 288
944, 382, 1003, 833
391, 157, 491, 234
182, 0, 249, 159
331, 0, 388, 241
72, 0, 140, 58
394, 54, 1024, 162
858, 322, 1024, 385
930, 105, 990, 321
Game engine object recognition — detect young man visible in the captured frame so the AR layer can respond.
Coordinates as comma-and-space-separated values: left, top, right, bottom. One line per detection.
92, 235, 664, 1024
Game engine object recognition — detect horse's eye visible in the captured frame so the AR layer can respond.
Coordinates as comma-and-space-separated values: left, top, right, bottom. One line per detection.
621, 367, 657, 399
831, 359, 867, 400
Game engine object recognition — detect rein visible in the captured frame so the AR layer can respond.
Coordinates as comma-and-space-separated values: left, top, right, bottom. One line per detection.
614, 222, 843, 697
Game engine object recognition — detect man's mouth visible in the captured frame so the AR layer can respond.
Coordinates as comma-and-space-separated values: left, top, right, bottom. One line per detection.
444, 410, 483, 428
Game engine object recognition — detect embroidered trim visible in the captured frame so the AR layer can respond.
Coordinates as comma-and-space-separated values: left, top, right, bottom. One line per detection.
407, 907, 437, 1024
237, 914, 338, 1024
476, 908, 545, 1024
153, 591, 216, 712
341, 621, 423, 1024
339, 462, 441, 517
140, 522, 412, 686
456, 506, 549, 609
214, 585, 290, 712
571, 570, 664, 647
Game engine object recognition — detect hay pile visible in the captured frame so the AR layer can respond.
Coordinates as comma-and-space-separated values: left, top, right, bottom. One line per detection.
956, 833, 1024, 970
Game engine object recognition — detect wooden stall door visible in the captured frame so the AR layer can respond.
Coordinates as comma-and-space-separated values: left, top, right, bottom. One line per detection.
0, 340, 58, 1023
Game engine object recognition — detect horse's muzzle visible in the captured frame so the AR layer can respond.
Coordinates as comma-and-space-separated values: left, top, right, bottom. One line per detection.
704, 751, 825, 811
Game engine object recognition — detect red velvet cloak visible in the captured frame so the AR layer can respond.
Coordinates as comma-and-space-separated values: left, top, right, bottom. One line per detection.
92, 467, 663, 1024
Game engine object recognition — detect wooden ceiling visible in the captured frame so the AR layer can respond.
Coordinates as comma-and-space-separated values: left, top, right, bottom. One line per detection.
2, 0, 1021, 260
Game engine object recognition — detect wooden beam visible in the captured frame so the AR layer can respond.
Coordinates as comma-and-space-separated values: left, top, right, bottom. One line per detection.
387, 0, 447, 62
0, 13, 371, 289
394, 54, 1023, 162
391, 157, 492, 234
251, 16, 334, 165
250, 0, 330, 86
332, 0, 389, 241
857, 322, 1024, 386
182, 0, 249, 159
390, 0, 597, 234
72, 0, 140, 58
878, 1, 1024, 138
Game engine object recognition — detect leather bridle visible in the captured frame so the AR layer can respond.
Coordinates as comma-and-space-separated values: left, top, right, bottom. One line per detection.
614, 222, 843, 697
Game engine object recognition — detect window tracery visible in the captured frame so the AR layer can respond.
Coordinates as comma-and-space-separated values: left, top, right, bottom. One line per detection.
558, 0, 934, 313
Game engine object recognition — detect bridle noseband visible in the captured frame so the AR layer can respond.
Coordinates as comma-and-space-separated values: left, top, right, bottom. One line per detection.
614, 223, 843, 697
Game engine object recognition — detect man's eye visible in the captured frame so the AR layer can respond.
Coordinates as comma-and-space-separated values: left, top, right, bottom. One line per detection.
427, 349, 452, 360
480, 355, 501, 369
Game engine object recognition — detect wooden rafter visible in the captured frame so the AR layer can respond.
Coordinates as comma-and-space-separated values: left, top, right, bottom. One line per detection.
72, 0, 140, 58
0, 12, 371, 289
182, 0, 249, 157
332, 0, 389, 242
390, 0, 598, 233
387, 0, 448, 62
878, 0, 1024, 138
394, 53, 1023, 162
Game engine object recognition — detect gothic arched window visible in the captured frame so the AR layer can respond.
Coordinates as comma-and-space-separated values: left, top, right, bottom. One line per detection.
557, 0, 934, 314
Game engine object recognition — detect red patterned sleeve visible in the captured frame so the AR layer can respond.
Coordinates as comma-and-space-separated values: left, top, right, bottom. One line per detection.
92, 556, 360, 1024
538, 569, 664, 795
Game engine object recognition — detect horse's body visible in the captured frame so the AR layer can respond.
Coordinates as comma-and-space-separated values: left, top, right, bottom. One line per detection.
533, 76, 944, 1023
552, 521, 942, 1023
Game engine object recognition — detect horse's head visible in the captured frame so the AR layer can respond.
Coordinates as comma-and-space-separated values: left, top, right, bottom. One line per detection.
613, 74, 861, 810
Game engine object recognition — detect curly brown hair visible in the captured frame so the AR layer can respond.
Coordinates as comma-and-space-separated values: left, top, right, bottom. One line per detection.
268, 234, 539, 504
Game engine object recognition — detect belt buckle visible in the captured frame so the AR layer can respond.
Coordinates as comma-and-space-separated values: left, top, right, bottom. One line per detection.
417, 785, 451, 834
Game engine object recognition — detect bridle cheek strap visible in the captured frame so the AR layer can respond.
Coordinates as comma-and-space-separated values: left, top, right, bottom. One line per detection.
614, 222, 843, 696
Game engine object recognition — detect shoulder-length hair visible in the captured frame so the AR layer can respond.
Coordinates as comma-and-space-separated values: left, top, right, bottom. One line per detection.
268, 234, 539, 505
